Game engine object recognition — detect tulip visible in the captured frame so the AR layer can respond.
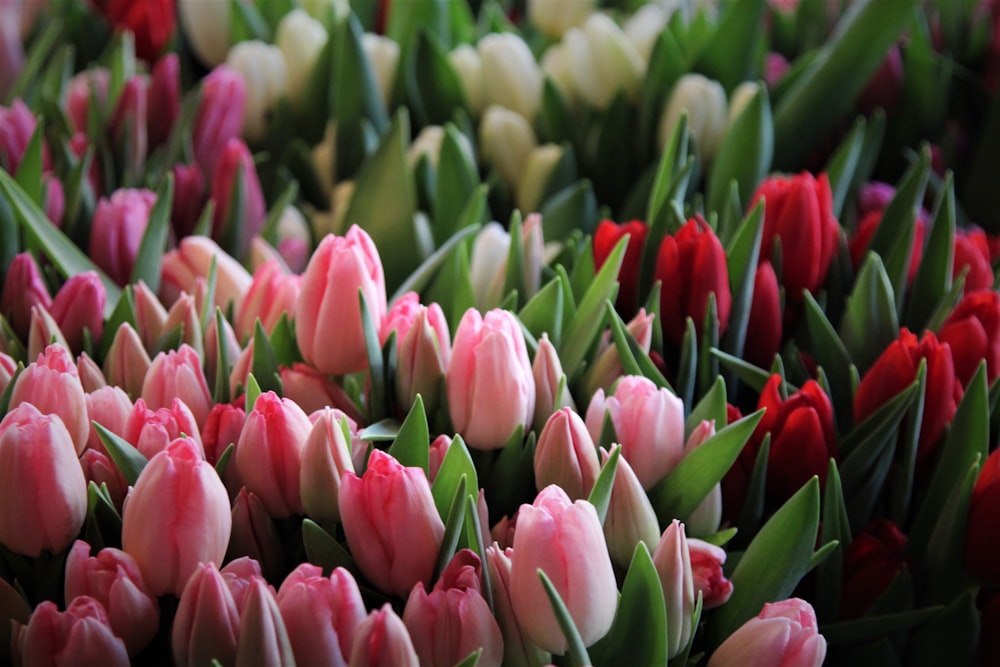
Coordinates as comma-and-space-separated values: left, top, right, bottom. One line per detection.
534, 407, 601, 500
17, 597, 129, 667
94, 0, 174, 61
193, 65, 246, 176
349, 604, 419, 667
485, 544, 550, 666
0, 12, 24, 100
965, 448, 1000, 585
447, 308, 536, 450
745, 260, 783, 368
402, 582, 503, 667
658, 73, 728, 164
467, 222, 510, 311
236, 259, 301, 343
296, 226, 387, 376
564, 14, 645, 111
602, 445, 661, 569
382, 292, 451, 413
408, 125, 446, 169
0, 98, 45, 173
147, 53, 180, 148
142, 344, 213, 426
528, 0, 594, 37
585, 375, 685, 489
623, 3, 672, 62
160, 235, 253, 312
178, 0, 232, 66
26, 305, 69, 362
277, 564, 366, 667
88, 189, 157, 287
85, 384, 133, 453
64, 541, 159, 656
0, 351, 15, 395
210, 137, 267, 258
131, 280, 168, 351
1, 251, 52, 337
594, 219, 652, 315
479, 105, 538, 197
361, 33, 399, 109
42, 173, 65, 227
109, 75, 149, 175
939, 289, 1000, 386
228, 488, 285, 582
233, 577, 296, 666
517, 143, 565, 213
202, 401, 246, 499
652, 520, 696, 658
124, 397, 204, 459
428, 434, 451, 482
102, 323, 151, 398
300, 408, 356, 524
226, 40, 289, 142
532, 333, 575, 430
683, 420, 723, 536
279, 362, 364, 421
49, 272, 107, 352
0, 403, 87, 557
172, 562, 240, 667
656, 216, 731, 347
275, 9, 328, 107
122, 438, 232, 596
750, 171, 840, 299
477, 32, 543, 122
510, 485, 617, 653
954, 227, 996, 294
339, 450, 445, 597
541, 41, 576, 104
848, 209, 927, 285
76, 353, 106, 393
688, 538, 733, 610
448, 44, 485, 116
170, 162, 206, 239
840, 519, 908, 618
587, 308, 655, 395
854, 328, 961, 459
10, 343, 89, 454
236, 391, 312, 518
708, 598, 827, 667
80, 448, 128, 509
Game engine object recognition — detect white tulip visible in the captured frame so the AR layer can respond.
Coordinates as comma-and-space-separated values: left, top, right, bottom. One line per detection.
527, 0, 595, 38
564, 13, 645, 110
517, 144, 564, 213
478, 33, 544, 123
540, 43, 576, 107
658, 73, 728, 165
623, 4, 672, 63
300, 0, 350, 23
275, 9, 329, 107
448, 44, 485, 117
179, 0, 232, 67
726, 81, 759, 127
226, 40, 289, 142
361, 33, 399, 109
479, 105, 538, 195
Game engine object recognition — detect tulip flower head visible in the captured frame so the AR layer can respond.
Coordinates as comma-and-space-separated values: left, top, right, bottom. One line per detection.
708, 598, 826, 667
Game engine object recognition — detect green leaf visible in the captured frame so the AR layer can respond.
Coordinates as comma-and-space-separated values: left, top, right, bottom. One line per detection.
129, 174, 173, 294
815, 460, 851, 623
93, 421, 148, 487
712, 348, 772, 394
302, 518, 359, 576
213, 310, 232, 405
434, 475, 468, 580
391, 221, 481, 304
230, 0, 272, 42
597, 543, 667, 667
918, 460, 979, 605
685, 376, 728, 439
388, 395, 429, 473
537, 180, 599, 241
433, 127, 480, 243
693, 0, 767, 89
904, 174, 955, 331
214, 444, 235, 479
14, 120, 45, 206
821, 606, 945, 645
335, 14, 390, 174
707, 83, 773, 214
823, 116, 867, 220
908, 590, 979, 667
244, 373, 262, 416
719, 202, 765, 368
519, 277, 564, 346
252, 320, 283, 396
6, 19, 62, 104
839, 252, 899, 374
360, 291, 387, 423
604, 302, 672, 391
733, 435, 770, 549
431, 435, 478, 521
676, 318, 698, 409
259, 180, 299, 247
587, 446, 620, 525
406, 30, 466, 126
98, 287, 136, 360
802, 291, 855, 433
538, 570, 592, 667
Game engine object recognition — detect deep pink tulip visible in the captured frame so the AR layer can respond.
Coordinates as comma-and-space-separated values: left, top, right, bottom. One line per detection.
1, 251, 52, 337
0, 98, 46, 173
88, 189, 157, 286
202, 401, 246, 499
447, 308, 536, 450
79, 448, 128, 509
211, 138, 266, 258
17, 597, 129, 667
10, 343, 89, 454
339, 449, 445, 598
193, 65, 246, 177
277, 564, 366, 667
534, 406, 601, 500
172, 562, 240, 667
124, 397, 204, 459
348, 605, 419, 667
110, 75, 148, 174
403, 582, 503, 667
141, 344, 213, 426
64, 541, 159, 656
49, 272, 107, 352
65, 69, 109, 135
147, 53, 180, 148
510, 485, 618, 654
170, 162, 206, 239
121, 438, 232, 596
236, 391, 312, 518
296, 226, 387, 376
0, 403, 87, 557
688, 538, 733, 610
229, 488, 284, 582
708, 598, 826, 667
236, 259, 302, 342
381, 292, 452, 413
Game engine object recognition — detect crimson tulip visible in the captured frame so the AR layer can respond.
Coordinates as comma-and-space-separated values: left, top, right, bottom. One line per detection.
966, 448, 1000, 585
593, 219, 648, 315
840, 519, 908, 619
93, 0, 175, 61
1, 252, 52, 337
192, 65, 246, 177
88, 189, 157, 287
954, 228, 995, 294
211, 138, 266, 258
744, 260, 782, 368
939, 289, 1000, 386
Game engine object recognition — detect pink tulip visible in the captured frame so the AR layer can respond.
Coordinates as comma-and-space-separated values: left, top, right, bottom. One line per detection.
510, 485, 618, 654
85, 384, 133, 453
64, 541, 159, 656
280, 362, 365, 421
339, 449, 445, 598
534, 407, 601, 500
77, 352, 106, 392
172, 562, 240, 667
436, 549, 485, 595
532, 332, 575, 430
403, 582, 503, 667
236, 391, 312, 518
211, 138, 266, 258
79, 448, 128, 509
0, 98, 45, 173
10, 343, 89, 454
229, 488, 285, 581
234, 577, 296, 667
141, 344, 213, 426
0, 13, 24, 100
585, 375, 685, 489
49, 272, 107, 351
26, 304, 69, 362
0, 351, 15, 396
652, 520, 696, 658
587, 308, 655, 395
348, 605, 419, 667
202, 401, 246, 499
277, 564, 366, 667
121, 438, 232, 596
162, 292, 205, 358
170, 162, 206, 239
43, 173, 65, 227
17, 597, 128, 667
300, 407, 356, 523
203, 311, 241, 390
602, 445, 660, 569
124, 397, 204, 459
220, 557, 266, 614
688, 538, 733, 610
683, 420, 723, 536
428, 434, 451, 482
110, 75, 148, 175
381, 292, 452, 413
65, 68, 109, 134
0, 403, 87, 557
160, 235, 252, 312
132, 280, 169, 351
1, 251, 52, 337
193, 65, 246, 177
296, 226, 387, 376
447, 308, 536, 450
708, 598, 826, 667
102, 323, 152, 398
88, 189, 157, 286
236, 259, 301, 342
147, 53, 180, 148
485, 545, 549, 667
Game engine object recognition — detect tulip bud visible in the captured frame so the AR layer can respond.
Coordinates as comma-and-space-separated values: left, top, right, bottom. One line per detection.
527, 0, 594, 38
339, 450, 445, 597
17, 597, 129, 667
532, 333, 575, 430
11, 343, 89, 454
233, 577, 296, 666
170, 162, 206, 239
296, 226, 387, 376
953, 227, 995, 294
447, 308, 536, 450
277, 564, 366, 667
202, 401, 246, 499
124, 397, 204, 460
361, 33, 399, 109
1, 251, 52, 337
726, 81, 760, 128
147, 53, 180, 148
479, 105, 538, 195
193, 65, 246, 176
540, 43, 575, 106
65, 541, 159, 656
172, 562, 240, 667
708, 598, 826, 667
211, 138, 267, 258
103, 323, 151, 399
602, 445, 660, 569
623, 4, 671, 62
485, 544, 551, 666
0, 403, 87, 557
478, 33, 543, 122
683, 421, 723, 536
510, 485, 618, 653
162, 291, 205, 359
122, 438, 232, 596
0, 98, 46, 173
403, 582, 504, 667
219, 555, 264, 615
80, 448, 128, 509
448, 44, 485, 117
85, 385, 133, 454
26, 305, 68, 362
349, 604, 419, 666
534, 407, 601, 500
131, 280, 168, 352
160, 235, 253, 312
280, 362, 364, 421
88, 189, 157, 287
840, 519, 908, 618
77, 353, 106, 392
300, 408, 356, 524
275, 9, 329, 108
142, 344, 212, 427
517, 143, 564, 213
237, 391, 312, 519
225, 40, 289, 142
593, 219, 649, 316
564, 14, 645, 110
966, 448, 1000, 585
658, 73, 728, 164
587, 308, 655, 395
236, 259, 302, 343
110, 76, 149, 174
381, 292, 451, 413
652, 520, 695, 658
688, 538, 733, 610
745, 260, 782, 368
0, 14, 24, 101
585, 375, 685, 489
48, 272, 106, 352
178, 0, 233, 67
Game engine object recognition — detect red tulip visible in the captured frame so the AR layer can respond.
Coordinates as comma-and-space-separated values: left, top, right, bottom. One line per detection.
277, 564, 366, 667
954, 228, 995, 294
854, 328, 962, 459
848, 209, 926, 285
17, 597, 129, 667
745, 260, 783, 368
93, 0, 175, 61
966, 448, 1000, 585
939, 289, 1000, 386
655, 216, 731, 347
147, 53, 179, 148
840, 519, 908, 619
593, 219, 649, 315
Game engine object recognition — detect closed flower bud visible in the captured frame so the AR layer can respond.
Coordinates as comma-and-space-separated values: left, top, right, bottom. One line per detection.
89, 189, 157, 287
76, 353, 106, 393
659, 73, 728, 164
1, 251, 52, 337
109, 75, 148, 175
178, 0, 232, 66
683, 420, 722, 536
147, 54, 180, 148
708, 598, 826, 667
277, 564, 366, 667
534, 407, 601, 500
172, 562, 240, 667
564, 13, 645, 110
361, 33, 399, 109
382, 292, 451, 413
0, 17, 23, 101
953, 227, 995, 294
593, 218, 649, 316
202, 401, 246, 499
103, 323, 151, 399
448, 308, 536, 450
485, 544, 550, 667
142, 344, 212, 427
163, 292, 204, 359
688, 538, 733, 610
448, 45, 485, 117
300, 408, 356, 523
0, 98, 47, 173
17, 597, 129, 667
517, 143, 564, 213
0, 352, 14, 396
349, 604, 419, 667
479, 105, 538, 196
124, 397, 204, 460
585, 375, 685, 489
402, 582, 503, 667
602, 445, 661, 569
966, 448, 1000, 585
11, 343, 89, 454
226, 40, 289, 142
0, 403, 87, 557
85, 385, 133, 454
132, 280, 168, 351
527, 0, 594, 38
80, 448, 128, 510
26, 305, 69, 363
296, 226, 387, 376
122, 438, 232, 596
340, 450, 445, 598
237, 259, 302, 343
280, 362, 364, 421
587, 308, 655, 396
275, 9, 329, 107
540, 43, 575, 106
652, 520, 695, 658
193, 65, 246, 176
234, 577, 296, 667
65, 541, 159, 656
170, 162, 206, 239
745, 260, 783, 368
49, 272, 106, 352
940, 289, 1000, 386
211, 138, 267, 258
840, 519, 908, 618
532, 333, 575, 430
478, 33, 543, 121
623, 4, 671, 62
161, 235, 253, 312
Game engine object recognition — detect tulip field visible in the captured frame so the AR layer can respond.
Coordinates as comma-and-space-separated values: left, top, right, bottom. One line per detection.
1, 0, 1000, 665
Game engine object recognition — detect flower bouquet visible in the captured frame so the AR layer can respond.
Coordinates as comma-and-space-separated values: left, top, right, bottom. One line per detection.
1, 0, 999, 665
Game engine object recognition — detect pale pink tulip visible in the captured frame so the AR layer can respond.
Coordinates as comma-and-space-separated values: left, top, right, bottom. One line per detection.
532, 332, 575, 430
708, 598, 826, 667
602, 445, 660, 569
382, 293, 452, 413
160, 235, 252, 312
277, 564, 366, 667
141, 344, 212, 426
236, 259, 301, 342
102, 323, 151, 399
652, 520, 696, 658
534, 407, 600, 500
300, 407, 356, 523
10, 343, 89, 454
